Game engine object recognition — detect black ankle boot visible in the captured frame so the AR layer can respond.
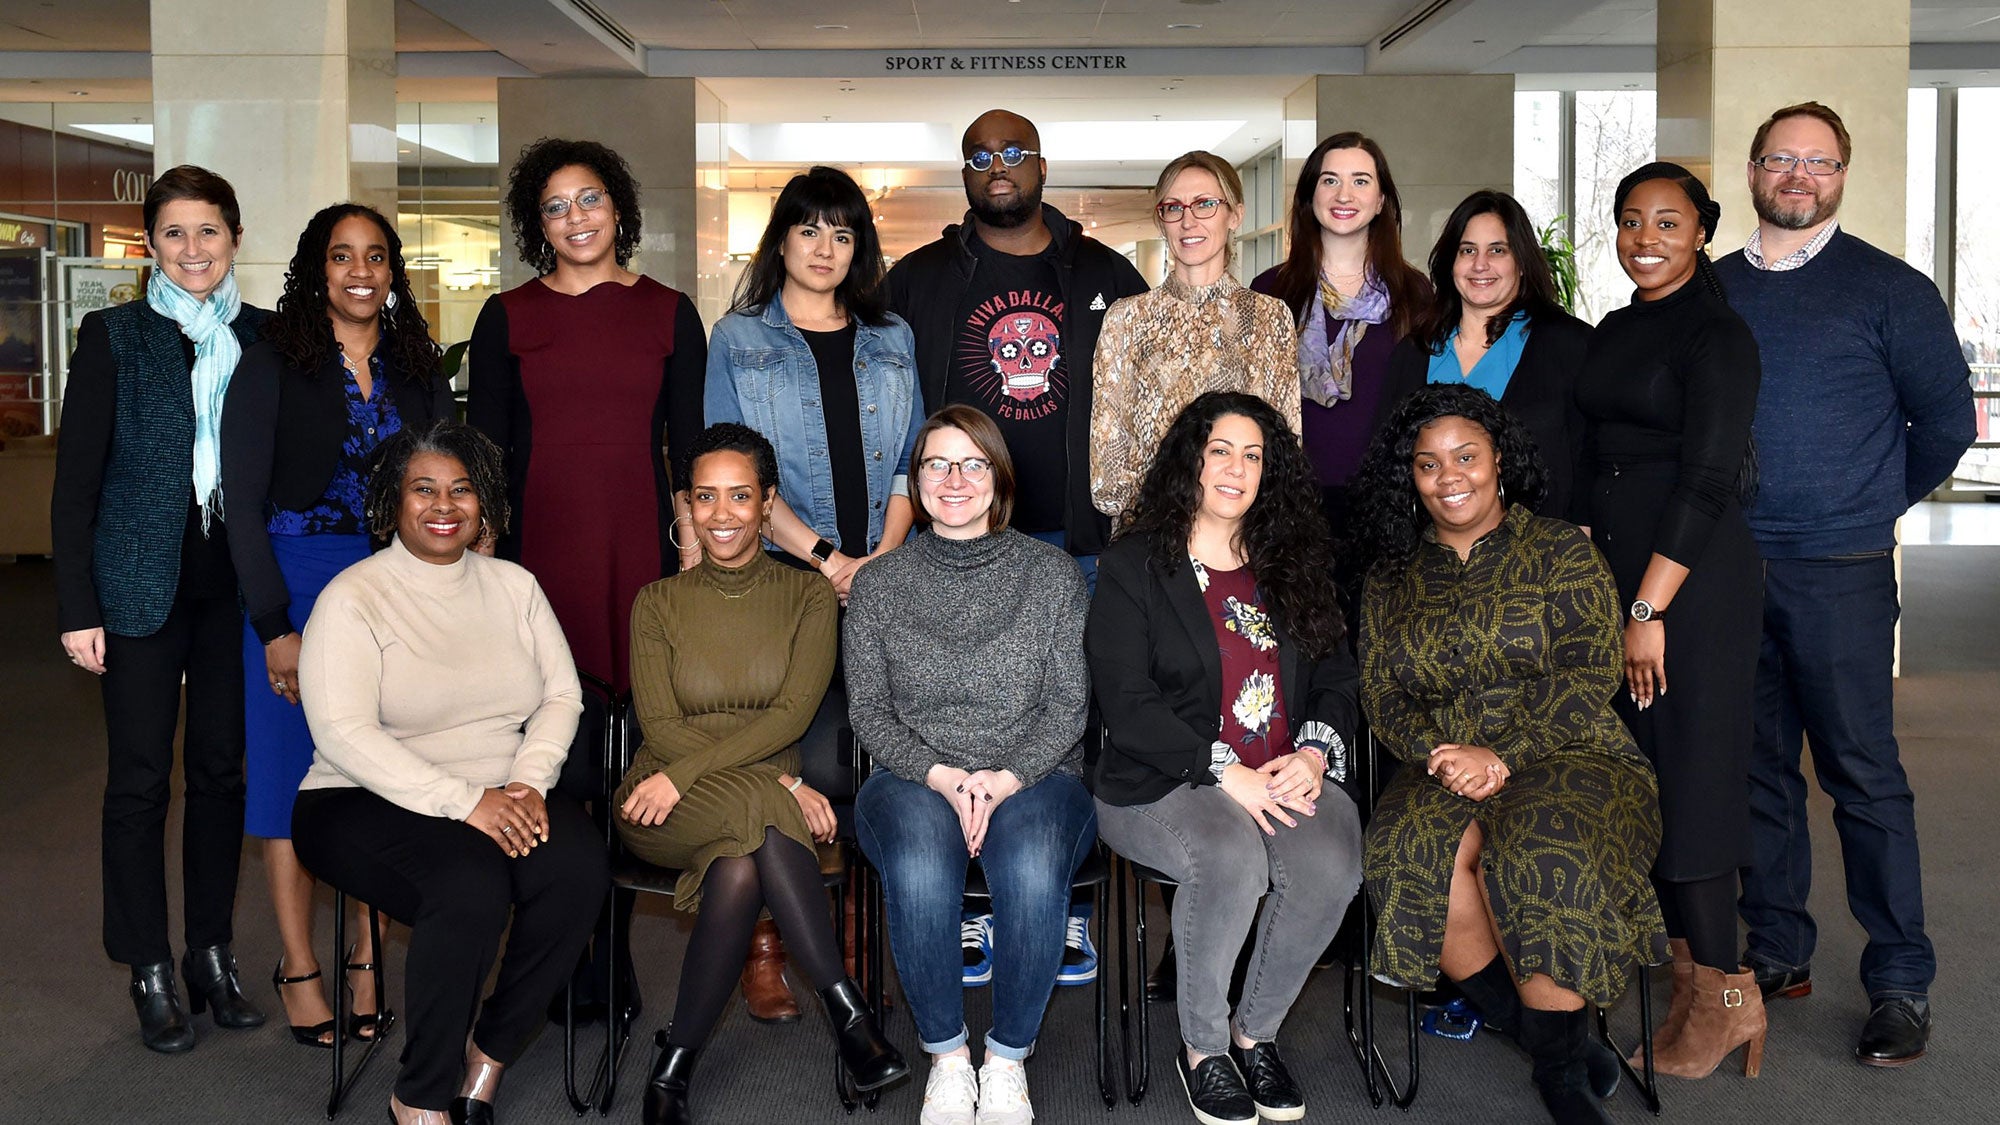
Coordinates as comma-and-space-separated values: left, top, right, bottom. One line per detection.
130, 961, 196, 1053
817, 978, 909, 1092
182, 944, 267, 1029
1519, 1009, 1614, 1125
1146, 938, 1178, 1003
642, 1032, 697, 1125
1456, 960, 1618, 1099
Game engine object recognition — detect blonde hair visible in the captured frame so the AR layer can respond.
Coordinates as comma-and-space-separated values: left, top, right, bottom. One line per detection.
1152, 150, 1245, 266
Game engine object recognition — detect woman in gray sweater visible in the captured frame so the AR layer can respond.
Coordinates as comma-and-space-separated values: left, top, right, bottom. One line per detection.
846, 404, 1095, 1125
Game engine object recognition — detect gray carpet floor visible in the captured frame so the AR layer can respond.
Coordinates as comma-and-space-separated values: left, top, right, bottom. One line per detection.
3, 541, 1996, 1123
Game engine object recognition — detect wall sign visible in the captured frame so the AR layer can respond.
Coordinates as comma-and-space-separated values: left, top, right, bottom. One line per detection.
112, 168, 153, 204
883, 52, 1130, 73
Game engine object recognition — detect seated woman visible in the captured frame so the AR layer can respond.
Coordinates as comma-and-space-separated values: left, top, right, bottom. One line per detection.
1348, 386, 1667, 1125
293, 420, 606, 1125
1087, 391, 1363, 1125
614, 423, 906, 1125
847, 405, 1095, 1125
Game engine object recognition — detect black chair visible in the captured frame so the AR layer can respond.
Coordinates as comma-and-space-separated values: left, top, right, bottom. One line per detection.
562, 678, 866, 1117
324, 895, 395, 1119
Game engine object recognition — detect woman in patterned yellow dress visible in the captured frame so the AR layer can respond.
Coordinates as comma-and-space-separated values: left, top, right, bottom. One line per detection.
1348, 385, 1666, 1125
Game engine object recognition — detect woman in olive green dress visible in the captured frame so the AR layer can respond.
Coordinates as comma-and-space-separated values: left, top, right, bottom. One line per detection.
1348, 385, 1666, 1125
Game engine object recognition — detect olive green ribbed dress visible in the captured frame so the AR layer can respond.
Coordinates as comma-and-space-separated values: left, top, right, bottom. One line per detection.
612, 550, 837, 909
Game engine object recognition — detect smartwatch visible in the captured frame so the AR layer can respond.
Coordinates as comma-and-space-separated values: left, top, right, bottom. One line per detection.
809, 538, 838, 567
1629, 599, 1665, 623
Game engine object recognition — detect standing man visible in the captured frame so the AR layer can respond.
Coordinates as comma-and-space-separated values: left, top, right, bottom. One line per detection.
884, 108, 1147, 1022
1716, 101, 1973, 1068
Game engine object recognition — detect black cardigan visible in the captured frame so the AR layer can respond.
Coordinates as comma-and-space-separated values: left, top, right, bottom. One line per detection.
1084, 530, 1362, 810
220, 338, 456, 642
1376, 311, 1591, 521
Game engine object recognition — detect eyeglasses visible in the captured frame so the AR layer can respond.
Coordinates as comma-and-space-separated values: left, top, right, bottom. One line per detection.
539, 188, 609, 220
964, 146, 1039, 173
917, 456, 991, 483
1751, 154, 1846, 177
1156, 197, 1226, 222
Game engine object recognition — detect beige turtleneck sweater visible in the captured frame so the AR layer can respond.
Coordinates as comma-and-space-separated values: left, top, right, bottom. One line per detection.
1088, 271, 1302, 521
298, 534, 583, 820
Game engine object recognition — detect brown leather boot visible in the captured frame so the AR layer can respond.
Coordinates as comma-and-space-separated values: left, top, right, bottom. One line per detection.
1630, 938, 1695, 1068
741, 919, 801, 1024
1653, 964, 1766, 1080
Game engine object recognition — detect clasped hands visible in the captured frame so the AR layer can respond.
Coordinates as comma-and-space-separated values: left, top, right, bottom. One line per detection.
1219, 752, 1323, 836
466, 782, 551, 857
1428, 743, 1509, 801
620, 769, 839, 844
927, 764, 1024, 857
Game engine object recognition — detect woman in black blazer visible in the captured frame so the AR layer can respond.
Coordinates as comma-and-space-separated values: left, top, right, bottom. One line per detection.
1374, 190, 1590, 520
52, 166, 270, 1052
1086, 392, 1362, 1125
220, 203, 454, 1048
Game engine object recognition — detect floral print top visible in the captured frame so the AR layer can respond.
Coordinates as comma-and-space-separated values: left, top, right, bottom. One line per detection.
1192, 557, 1291, 768
267, 351, 402, 537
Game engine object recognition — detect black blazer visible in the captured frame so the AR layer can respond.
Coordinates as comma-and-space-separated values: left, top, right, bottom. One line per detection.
1084, 530, 1362, 810
221, 338, 456, 642
1377, 311, 1591, 521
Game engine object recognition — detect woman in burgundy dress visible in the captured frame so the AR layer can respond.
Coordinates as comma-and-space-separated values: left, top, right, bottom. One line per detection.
469, 137, 707, 1025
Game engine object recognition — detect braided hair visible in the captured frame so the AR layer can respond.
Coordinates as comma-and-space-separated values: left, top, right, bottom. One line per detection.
264, 203, 442, 384
1612, 161, 1728, 301
363, 420, 510, 543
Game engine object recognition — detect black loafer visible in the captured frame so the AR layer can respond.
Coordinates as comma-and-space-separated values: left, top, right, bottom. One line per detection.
1228, 1041, 1303, 1121
1176, 1051, 1255, 1125
1856, 997, 1930, 1067
1750, 960, 1813, 1001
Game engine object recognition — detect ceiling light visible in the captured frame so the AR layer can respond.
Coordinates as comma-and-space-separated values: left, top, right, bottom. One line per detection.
1167, 23, 1201, 30
71, 90, 89, 96
816, 24, 848, 30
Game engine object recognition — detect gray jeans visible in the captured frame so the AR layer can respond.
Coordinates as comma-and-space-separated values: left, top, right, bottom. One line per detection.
1095, 783, 1362, 1055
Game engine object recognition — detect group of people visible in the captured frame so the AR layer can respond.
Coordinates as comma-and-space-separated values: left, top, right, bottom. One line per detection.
50, 95, 1971, 1125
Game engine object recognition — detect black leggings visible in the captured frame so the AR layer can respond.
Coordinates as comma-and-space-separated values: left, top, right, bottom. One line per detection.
666, 828, 843, 1050
1655, 872, 1739, 971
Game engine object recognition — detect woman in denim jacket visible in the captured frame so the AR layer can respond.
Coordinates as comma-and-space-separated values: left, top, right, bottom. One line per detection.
701, 164, 922, 1019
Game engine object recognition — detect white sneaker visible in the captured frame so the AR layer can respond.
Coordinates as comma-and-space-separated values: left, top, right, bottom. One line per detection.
975, 1056, 1034, 1125
921, 1055, 979, 1125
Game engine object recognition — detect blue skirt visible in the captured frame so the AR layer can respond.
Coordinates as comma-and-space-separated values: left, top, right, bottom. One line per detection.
243, 533, 371, 839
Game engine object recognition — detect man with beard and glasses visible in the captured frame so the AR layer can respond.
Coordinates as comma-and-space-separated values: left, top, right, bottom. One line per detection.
883, 108, 1146, 1013
1714, 100, 1973, 1070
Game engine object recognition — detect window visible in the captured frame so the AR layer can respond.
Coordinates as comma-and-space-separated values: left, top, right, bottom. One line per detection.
1513, 91, 1563, 235
1907, 88, 1938, 281
395, 101, 502, 388
1954, 87, 2000, 486
1572, 91, 1657, 323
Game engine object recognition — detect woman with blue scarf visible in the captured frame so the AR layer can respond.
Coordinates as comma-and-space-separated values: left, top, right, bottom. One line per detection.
53, 165, 271, 1053
1375, 190, 1592, 520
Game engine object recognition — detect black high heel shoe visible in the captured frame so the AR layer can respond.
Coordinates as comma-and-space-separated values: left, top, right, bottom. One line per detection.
183, 944, 266, 1029
130, 960, 196, 1053
817, 978, 908, 1091
272, 960, 337, 1049
345, 944, 382, 1042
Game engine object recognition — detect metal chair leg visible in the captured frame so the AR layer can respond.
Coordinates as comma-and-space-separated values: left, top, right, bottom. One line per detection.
1598, 961, 1662, 1116
1094, 877, 1113, 1108
1127, 860, 1154, 1106
326, 898, 395, 1120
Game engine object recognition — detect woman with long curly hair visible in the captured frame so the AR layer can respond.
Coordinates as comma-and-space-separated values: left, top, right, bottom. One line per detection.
1085, 391, 1362, 1125
468, 136, 707, 1025
1352, 385, 1666, 1125
222, 202, 455, 1048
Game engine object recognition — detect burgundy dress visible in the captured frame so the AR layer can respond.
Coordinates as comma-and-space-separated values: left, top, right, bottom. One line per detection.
469, 275, 707, 692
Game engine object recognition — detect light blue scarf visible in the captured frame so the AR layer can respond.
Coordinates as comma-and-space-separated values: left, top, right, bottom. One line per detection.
147, 268, 242, 530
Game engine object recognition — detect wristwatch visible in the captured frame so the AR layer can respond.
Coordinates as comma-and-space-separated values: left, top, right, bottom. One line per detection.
1629, 599, 1665, 623
809, 538, 838, 567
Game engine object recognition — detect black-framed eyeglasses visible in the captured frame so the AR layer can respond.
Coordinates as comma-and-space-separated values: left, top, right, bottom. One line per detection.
1156, 197, 1226, 222
964, 146, 1039, 173
539, 188, 610, 220
1751, 154, 1846, 177
917, 456, 992, 483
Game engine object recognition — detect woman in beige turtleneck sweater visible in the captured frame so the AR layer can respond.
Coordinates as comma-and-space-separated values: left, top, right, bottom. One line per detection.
1089, 150, 1302, 525
293, 421, 605, 1125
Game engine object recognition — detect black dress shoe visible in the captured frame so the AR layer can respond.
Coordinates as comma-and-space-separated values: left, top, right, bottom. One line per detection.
1228, 1041, 1304, 1121
1749, 959, 1813, 1000
817, 978, 909, 1091
1175, 1051, 1256, 1125
1146, 938, 1177, 1004
1856, 997, 1930, 1067
182, 944, 266, 1029
130, 961, 196, 1053
642, 1033, 697, 1125
448, 1097, 494, 1124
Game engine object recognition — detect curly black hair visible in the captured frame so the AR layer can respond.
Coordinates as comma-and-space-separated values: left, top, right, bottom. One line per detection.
682, 422, 780, 499
1343, 385, 1547, 578
503, 137, 643, 274
264, 203, 442, 383
1121, 391, 1346, 658
363, 420, 510, 543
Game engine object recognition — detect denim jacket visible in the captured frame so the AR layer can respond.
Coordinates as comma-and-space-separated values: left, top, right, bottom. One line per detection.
704, 300, 924, 553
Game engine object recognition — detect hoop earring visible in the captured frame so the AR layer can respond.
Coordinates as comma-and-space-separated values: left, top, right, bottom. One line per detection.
669, 517, 694, 552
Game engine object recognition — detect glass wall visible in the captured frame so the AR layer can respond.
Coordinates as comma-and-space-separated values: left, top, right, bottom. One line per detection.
1513, 90, 1563, 234
1511, 89, 1656, 323
1955, 87, 2000, 485
1907, 88, 1938, 283
395, 102, 502, 387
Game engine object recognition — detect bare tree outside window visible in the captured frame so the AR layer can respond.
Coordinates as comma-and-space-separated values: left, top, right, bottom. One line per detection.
1573, 91, 1657, 323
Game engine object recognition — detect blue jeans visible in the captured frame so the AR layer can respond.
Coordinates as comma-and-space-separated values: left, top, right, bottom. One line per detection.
1740, 553, 1935, 999
855, 770, 1096, 1059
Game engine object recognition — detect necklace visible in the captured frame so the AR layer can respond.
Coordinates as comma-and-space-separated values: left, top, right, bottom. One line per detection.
708, 566, 768, 599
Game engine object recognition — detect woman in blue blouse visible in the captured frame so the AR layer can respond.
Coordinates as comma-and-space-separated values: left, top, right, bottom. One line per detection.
221, 203, 454, 1048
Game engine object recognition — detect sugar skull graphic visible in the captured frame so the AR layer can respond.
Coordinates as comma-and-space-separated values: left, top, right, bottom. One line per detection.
989, 312, 1061, 402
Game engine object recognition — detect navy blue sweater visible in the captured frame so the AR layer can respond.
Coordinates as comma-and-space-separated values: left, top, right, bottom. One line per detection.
1715, 231, 1974, 558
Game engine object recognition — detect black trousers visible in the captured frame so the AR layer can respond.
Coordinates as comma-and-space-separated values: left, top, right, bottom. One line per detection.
99, 592, 246, 966
293, 787, 607, 1110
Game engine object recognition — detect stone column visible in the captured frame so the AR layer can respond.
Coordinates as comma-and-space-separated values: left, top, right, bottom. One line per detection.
1657, 0, 1910, 254
150, 0, 396, 306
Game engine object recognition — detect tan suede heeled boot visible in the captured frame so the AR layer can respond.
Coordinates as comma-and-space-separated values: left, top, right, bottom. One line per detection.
1653, 964, 1767, 1080
1629, 938, 1695, 1068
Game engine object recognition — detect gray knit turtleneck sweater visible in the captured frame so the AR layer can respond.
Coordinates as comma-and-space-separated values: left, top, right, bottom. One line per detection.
843, 527, 1089, 786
